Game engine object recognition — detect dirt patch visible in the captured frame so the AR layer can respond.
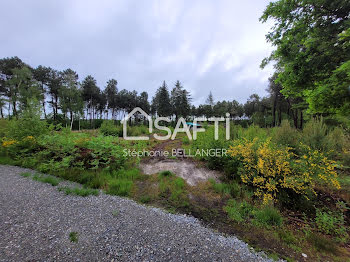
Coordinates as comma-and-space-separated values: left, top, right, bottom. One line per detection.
139, 158, 221, 186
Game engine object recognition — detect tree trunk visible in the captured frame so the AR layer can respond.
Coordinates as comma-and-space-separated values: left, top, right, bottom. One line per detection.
42, 99, 47, 119
300, 110, 303, 129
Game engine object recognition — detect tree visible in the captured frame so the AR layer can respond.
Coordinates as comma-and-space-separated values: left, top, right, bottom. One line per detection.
0, 57, 27, 117
59, 69, 83, 129
170, 80, 191, 119
47, 68, 62, 120
6, 67, 41, 117
152, 81, 172, 117
260, 0, 350, 119
105, 79, 118, 119
33, 65, 51, 119
205, 91, 214, 106
81, 75, 100, 126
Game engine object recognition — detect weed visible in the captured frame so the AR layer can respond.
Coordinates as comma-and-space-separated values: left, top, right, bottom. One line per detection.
20, 172, 31, 177
315, 209, 347, 240
69, 232, 78, 243
112, 210, 119, 216
32, 174, 60, 186
140, 195, 152, 203
159, 170, 173, 177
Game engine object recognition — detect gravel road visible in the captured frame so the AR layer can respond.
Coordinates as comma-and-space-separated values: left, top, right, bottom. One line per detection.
0, 165, 275, 262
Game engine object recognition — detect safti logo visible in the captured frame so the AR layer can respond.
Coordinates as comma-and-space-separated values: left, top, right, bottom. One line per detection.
121, 107, 231, 141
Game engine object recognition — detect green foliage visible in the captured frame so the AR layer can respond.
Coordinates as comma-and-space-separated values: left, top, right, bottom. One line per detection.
301, 118, 328, 151
253, 206, 283, 227
209, 179, 240, 198
100, 120, 121, 136
307, 233, 338, 254
105, 168, 141, 197
315, 209, 347, 240
158, 175, 189, 208
260, 0, 350, 117
32, 174, 60, 186
223, 199, 254, 222
106, 179, 133, 196
20, 172, 31, 177
272, 120, 300, 148
58, 186, 99, 197
7, 100, 49, 140
69, 232, 78, 243
159, 170, 173, 177
0, 119, 8, 138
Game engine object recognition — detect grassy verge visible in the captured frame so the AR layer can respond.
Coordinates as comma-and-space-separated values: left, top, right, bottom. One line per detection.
58, 186, 99, 197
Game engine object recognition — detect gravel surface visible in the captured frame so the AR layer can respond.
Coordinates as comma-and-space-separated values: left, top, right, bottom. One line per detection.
0, 165, 276, 262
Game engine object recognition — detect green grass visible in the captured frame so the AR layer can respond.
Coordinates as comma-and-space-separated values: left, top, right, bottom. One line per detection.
32, 174, 60, 186
112, 210, 119, 217
139, 195, 152, 203
159, 170, 174, 177
106, 179, 133, 196
209, 179, 240, 197
20, 172, 32, 177
58, 186, 99, 197
69, 232, 78, 243
253, 206, 283, 227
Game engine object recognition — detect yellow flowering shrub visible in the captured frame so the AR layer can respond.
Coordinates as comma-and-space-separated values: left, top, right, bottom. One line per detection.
228, 139, 340, 204
2, 139, 17, 147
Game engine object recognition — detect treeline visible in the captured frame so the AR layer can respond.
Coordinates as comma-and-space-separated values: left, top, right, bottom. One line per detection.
0, 56, 310, 129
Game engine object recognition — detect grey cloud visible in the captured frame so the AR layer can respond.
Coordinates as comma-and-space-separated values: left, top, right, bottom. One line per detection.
0, 0, 274, 105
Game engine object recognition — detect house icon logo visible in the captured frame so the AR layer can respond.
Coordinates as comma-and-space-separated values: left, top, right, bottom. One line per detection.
121, 107, 152, 140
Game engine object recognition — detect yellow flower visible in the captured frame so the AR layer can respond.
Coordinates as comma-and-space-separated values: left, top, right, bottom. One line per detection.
2, 140, 17, 147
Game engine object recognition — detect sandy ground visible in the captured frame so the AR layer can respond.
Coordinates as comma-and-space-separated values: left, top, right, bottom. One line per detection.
139, 158, 221, 186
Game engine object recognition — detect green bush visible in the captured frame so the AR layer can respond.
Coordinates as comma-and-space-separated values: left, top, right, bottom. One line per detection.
301, 118, 328, 151
100, 120, 121, 136
6, 101, 49, 140
315, 209, 347, 239
272, 120, 300, 148
0, 119, 9, 138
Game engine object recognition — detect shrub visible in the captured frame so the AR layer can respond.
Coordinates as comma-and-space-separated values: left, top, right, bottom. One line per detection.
228, 138, 340, 204
100, 120, 121, 136
301, 118, 328, 151
272, 120, 300, 148
6, 100, 49, 140
315, 209, 347, 239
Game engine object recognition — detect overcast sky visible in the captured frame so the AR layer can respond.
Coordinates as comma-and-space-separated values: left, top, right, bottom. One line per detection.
0, 0, 274, 105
